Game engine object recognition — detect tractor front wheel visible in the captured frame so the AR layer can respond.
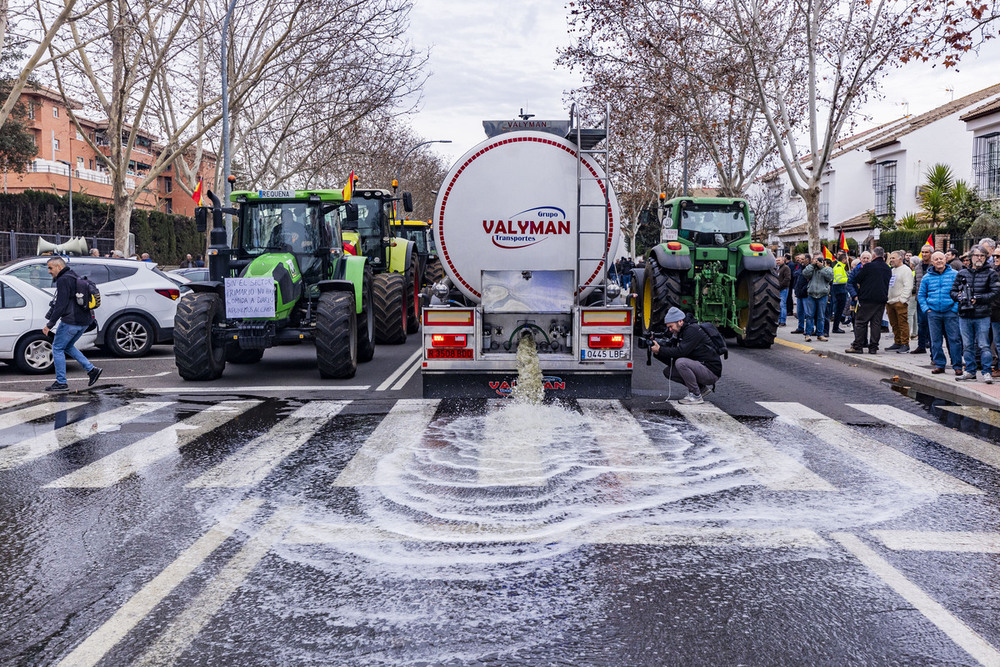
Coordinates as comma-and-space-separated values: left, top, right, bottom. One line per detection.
736, 270, 780, 348
373, 272, 407, 344
316, 292, 358, 378
174, 293, 226, 380
642, 260, 683, 333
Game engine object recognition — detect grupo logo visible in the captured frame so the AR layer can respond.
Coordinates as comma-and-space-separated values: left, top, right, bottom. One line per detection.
482, 206, 571, 249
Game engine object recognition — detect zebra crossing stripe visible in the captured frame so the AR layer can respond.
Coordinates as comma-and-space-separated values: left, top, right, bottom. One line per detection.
333, 399, 440, 486
44, 401, 259, 488
871, 530, 1000, 553
850, 403, 1000, 472
578, 399, 664, 484
759, 402, 982, 495
0, 402, 170, 471
833, 532, 1000, 666
0, 401, 87, 432
186, 402, 349, 488
676, 402, 836, 491
477, 400, 550, 487
0, 391, 48, 408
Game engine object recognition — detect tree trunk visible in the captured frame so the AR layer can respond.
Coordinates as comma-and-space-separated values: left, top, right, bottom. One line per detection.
113, 185, 132, 254
803, 187, 821, 255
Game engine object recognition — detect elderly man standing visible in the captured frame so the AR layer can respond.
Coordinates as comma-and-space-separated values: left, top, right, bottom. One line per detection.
885, 251, 914, 352
847, 247, 892, 354
919, 251, 964, 376
911, 243, 934, 354
951, 245, 1000, 383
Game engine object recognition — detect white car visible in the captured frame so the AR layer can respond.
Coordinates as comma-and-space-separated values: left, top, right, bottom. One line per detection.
0, 256, 181, 358
0, 274, 98, 373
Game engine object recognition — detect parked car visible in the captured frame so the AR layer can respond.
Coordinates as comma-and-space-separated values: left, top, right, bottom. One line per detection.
0, 274, 97, 373
0, 256, 181, 358
169, 267, 209, 283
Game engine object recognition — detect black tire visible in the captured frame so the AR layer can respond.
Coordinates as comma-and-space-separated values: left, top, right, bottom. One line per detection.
357, 265, 375, 363
373, 272, 407, 344
642, 259, 683, 333
105, 313, 154, 357
225, 346, 264, 364
405, 260, 420, 334
424, 257, 445, 285
174, 293, 227, 380
630, 268, 645, 334
14, 332, 53, 374
316, 292, 357, 378
736, 270, 780, 348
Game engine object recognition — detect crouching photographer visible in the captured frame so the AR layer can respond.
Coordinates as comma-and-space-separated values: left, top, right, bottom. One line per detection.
647, 307, 723, 405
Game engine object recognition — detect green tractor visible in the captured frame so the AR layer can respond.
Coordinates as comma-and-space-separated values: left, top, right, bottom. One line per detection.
392, 219, 443, 287
342, 188, 422, 342
174, 188, 374, 380
633, 196, 779, 347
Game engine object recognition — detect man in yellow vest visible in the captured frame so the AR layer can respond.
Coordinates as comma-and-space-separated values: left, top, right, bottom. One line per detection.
826, 251, 849, 335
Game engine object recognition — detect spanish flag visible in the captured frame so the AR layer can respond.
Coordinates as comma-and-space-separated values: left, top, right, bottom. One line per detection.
839, 231, 849, 253
192, 178, 203, 206
343, 170, 354, 201
925, 232, 934, 248
822, 245, 835, 261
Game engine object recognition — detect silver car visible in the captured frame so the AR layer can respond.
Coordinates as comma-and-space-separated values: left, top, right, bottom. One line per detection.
0, 256, 181, 357
0, 274, 98, 373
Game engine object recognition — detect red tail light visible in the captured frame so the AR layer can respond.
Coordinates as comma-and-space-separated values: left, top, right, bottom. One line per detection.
156, 288, 180, 300
588, 334, 625, 348
431, 333, 467, 348
749, 243, 765, 252
666, 241, 683, 250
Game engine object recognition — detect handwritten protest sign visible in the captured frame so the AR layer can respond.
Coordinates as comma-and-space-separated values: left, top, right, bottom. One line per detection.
225, 277, 275, 318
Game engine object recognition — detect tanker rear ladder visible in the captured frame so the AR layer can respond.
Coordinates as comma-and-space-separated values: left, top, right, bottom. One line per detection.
572, 102, 612, 307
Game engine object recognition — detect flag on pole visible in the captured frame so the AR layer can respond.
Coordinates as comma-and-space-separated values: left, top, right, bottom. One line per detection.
839, 231, 849, 254
822, 245, 835, 261
343, 170, 354, 201
925, 232, 934, 248
192, 178, 203, 206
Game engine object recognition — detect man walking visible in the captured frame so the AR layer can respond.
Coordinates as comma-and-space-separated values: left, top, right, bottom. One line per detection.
651, 307, 722, 405
919, 251, 964, 376
951, 245, 1000, 383
801, 254, 834, 342
42, 257, 102, 391
776, 254, 791, 326
885, 250, 914, 353
847, 247, 892, 354
912, 243, 934, 354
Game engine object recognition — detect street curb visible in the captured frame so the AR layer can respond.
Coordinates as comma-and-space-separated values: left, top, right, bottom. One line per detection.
774, 338, 1000, 409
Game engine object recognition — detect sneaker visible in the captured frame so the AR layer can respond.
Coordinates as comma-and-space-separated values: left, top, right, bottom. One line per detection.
45, 382, 69, 392
985, 373, 994, 384
896, 345, 910, 353
957, 372, 977, 382
789, 329, 804, 334
910, 348, 927, 354
87, 366, 103, 387
678, 393, 703, 405
845, 347, 863, 354
804, 335, 812, 342
817, 336, 828, 342
886, 343, 902, 351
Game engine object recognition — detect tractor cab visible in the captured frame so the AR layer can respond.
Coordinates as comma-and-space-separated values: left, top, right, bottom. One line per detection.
675, 200, 751, 247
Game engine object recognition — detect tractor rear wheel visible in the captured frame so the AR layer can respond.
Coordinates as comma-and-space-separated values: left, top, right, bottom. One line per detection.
357, 265, 375, 362
424, 258, 445, 285
630, 268, 645, 334
174, 293, 226, 380
373, 272, 407, 344
642, 259, 683, 333
405, 260, 420, 334
736, 270, 780, 348
226, 346, 264, 364
316, 292, 357, 378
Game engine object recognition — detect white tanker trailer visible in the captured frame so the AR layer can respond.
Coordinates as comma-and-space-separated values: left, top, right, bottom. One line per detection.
421, 107, 633, 398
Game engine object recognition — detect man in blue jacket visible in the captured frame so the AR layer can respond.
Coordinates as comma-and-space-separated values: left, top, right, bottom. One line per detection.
918, 251, 964, 376
42, 257, 103, 391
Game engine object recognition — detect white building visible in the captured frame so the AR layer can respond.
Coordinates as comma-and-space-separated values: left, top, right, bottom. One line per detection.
962, 98, 1000, 202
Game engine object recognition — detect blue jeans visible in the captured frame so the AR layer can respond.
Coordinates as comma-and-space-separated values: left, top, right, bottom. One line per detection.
804, 295, 827, 336
52, 322, 94, 384
927, 310, 962, 371
959, 316, 992, 374
796, 295, 806, 330
779, 288, 788, 324
827, 284, 847, 331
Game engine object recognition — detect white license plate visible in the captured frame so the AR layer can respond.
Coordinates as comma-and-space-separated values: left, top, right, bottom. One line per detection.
581, 349, 626, 360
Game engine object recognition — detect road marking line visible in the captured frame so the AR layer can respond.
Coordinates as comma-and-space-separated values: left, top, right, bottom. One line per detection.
376, 349, 422, 391
56, 499, 263, 667
773, 338, 815, 352
134, 506, 297, 667
333, 399, 440, 486
832, 531, 1000, 666
871, 530, 1000, 553
0, 401, 87, 432
0, 402, 170, 471
676, 402, 836, 491
850, 404, 1000, 472
0, 371, 172, 385
390, 355, 422, 390
141, 385, 369, 393
938, 405, 1000, 430
44, 401, 259, 488
0, 391, 47, 407
186, 402, 349, 488
578, 399, 664, 484
284, 521, 827, 549
759, 402, 982, 495
478, 401, 548, 487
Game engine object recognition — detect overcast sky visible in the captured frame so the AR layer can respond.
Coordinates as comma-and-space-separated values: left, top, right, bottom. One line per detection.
406, 0, 1000, 170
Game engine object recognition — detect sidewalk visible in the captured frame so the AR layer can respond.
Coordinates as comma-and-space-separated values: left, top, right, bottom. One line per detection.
772, 323, 1000, 409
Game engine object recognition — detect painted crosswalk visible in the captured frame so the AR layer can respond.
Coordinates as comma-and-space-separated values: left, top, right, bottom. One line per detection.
0, 400, 88, 432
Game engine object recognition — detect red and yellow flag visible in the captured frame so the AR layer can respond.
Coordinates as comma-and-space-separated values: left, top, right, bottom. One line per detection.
925, 232, 934, 248
192, 178, 203, 206
839, 231, 849, 253
822, 245, 835, 261
343, 170, 355, 201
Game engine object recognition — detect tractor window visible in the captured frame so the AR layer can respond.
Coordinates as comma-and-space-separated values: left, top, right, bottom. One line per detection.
351, 198, 383, 257
402, 227, 428, 254
240, 202, 323, 255
678, 204, 747, 245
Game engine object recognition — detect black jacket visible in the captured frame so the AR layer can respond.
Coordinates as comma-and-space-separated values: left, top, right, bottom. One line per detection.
854, 256, 892, 304
951, 264, 1000, 319
653, 320, 723, 377
46, 266, 94, 328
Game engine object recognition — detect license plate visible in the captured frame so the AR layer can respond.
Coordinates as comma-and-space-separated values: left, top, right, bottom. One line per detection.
426, 348, 474, 359
581, 349, 626, 360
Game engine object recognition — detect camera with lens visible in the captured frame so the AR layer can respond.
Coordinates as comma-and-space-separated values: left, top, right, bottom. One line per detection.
958, 280, 976, 314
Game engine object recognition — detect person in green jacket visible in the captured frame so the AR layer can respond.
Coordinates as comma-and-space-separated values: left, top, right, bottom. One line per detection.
801, 255, 835, 342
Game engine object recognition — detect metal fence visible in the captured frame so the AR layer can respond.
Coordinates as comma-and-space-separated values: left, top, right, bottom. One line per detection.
0, 231, 117, 264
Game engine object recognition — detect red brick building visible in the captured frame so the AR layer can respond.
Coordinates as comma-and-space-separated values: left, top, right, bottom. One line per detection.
2, 85, 216, 218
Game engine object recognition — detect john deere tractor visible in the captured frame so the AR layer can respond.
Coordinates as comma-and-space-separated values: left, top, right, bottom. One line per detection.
633, 197, 779, 348
174, 188, 374, 380
345, 188, 421, 341
392, 219, 443, 287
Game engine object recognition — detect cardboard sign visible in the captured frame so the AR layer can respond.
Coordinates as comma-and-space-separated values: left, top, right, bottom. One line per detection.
225, 277, 275, 318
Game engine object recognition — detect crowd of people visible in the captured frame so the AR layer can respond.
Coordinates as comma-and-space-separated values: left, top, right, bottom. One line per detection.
86, 247, 205, 266
781, 239, 1000, 383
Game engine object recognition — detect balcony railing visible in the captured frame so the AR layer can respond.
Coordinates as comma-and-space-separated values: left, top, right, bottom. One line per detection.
27, 160, 113, 186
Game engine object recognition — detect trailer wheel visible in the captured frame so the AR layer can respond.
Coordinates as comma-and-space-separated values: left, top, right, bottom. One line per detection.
630, 268, 645, 334
736, 270, 780, 348
424, 258, 445, 286
373, 272, 407, 344
357, 265, 375, 362
174, 293, 226, 380
225, 346, 264, 364
316, 292, 357, 378
642, 260, 683, 333
405, 260, 420, 334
